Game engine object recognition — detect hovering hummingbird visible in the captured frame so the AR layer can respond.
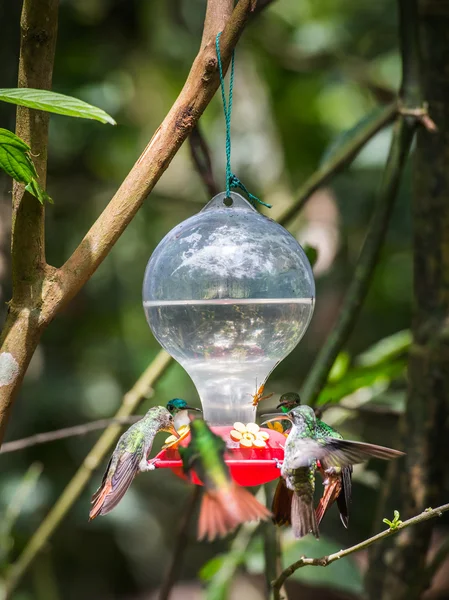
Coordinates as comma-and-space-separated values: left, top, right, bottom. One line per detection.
263, 405, 404, 539
166, 398, 202, 431
178, 419, 271, 541
275, 393, 353, 529
89, 406, 178, 520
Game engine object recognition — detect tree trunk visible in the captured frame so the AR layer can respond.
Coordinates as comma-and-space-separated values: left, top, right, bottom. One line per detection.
366, 2, 449, 598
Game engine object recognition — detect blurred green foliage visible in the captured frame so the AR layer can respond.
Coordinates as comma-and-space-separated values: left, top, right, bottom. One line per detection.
0, 0, 415, 598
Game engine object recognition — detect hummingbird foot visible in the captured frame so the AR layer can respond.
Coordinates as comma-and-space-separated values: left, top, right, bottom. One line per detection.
139, 459, 156, 472
324, 466, 341, 477
274, 458, 283, 470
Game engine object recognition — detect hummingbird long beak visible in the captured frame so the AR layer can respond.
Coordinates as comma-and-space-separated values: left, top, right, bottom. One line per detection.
167, 424, 181, 438
185, 406, 202, 413
260, 412, 293, 427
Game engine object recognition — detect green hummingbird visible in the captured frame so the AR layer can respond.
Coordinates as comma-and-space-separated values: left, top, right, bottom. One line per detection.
166, 398, 202, 431
178, 419, 271, 541
89, 406, 178, 520
274, 393, 352, 529
263, 405, 404, 538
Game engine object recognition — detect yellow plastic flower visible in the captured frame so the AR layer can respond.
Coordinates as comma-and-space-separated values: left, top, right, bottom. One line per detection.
229, 422, 270, 449
163, 424, 190, 449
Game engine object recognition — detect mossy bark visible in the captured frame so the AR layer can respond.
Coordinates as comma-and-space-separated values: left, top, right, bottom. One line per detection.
366, 2, 449, 598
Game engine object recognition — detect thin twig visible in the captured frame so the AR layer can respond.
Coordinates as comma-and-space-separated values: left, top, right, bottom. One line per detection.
300, 115, 415, 406
159, 487, 201, 600
0, 417, 142, 454
272, 504, 449, 599
263, 481, 286, 600
189, 125, 219, 197
2, 351, 172, 599
277, 103, 397, 227
424, 535, 449, 585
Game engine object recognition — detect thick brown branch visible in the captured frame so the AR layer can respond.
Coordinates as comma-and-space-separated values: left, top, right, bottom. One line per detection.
52, 0, 255, 317
366, 2, 448, 598
272, 504, 449, 600
0, 0, 255, 447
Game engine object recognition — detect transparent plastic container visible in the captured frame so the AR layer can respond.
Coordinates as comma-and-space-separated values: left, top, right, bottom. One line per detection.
143, 192, 315, 425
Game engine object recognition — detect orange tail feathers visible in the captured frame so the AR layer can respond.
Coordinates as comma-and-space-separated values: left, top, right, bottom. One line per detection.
272, 478, 293, 526
89, 481, 112, 521
198, 484, 271, 541
315, 473, 342, 526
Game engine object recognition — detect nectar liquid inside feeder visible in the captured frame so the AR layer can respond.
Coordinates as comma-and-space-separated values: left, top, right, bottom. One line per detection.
142, 192, 315, 485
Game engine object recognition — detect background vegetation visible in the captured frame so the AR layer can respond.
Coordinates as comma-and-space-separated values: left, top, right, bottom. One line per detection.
0, 1, 445, 599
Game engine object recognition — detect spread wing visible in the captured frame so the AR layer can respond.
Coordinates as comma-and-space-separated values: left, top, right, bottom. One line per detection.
288, 438, 404, 470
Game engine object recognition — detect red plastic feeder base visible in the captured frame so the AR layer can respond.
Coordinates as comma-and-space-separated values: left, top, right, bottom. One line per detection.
150, 425, 286, 487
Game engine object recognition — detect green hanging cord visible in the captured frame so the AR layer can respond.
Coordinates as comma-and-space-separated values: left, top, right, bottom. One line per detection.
215, 32, 272, 209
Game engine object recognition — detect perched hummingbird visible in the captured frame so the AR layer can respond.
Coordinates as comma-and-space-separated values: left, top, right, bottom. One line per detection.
166, 398, 202, 431
263, 405, 404, 539
178, 419, 271, 541
89, 406, 178, 520
275, 393, 353, 529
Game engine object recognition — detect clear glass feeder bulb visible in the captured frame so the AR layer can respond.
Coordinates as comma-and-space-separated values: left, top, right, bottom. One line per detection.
143, 192, 315, 425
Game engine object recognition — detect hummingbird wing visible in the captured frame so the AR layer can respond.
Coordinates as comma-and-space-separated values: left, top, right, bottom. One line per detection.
288, 438, 404, 470
90, 451, 141, 518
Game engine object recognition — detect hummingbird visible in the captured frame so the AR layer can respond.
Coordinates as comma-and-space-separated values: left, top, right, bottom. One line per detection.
274, 392, 353, 529
178, 418, 271, 541
263, 405, 404, 539
166, 398, 202, 431
89, 406, 178, 520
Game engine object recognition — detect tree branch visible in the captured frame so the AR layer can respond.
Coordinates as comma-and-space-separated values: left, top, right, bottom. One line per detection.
0, 0, 59, 443
300, 115, 415, 406
189, 125, 219, 197
366, 1, 448, 598
272, 504, 449, 600
2, 350, 172, 598
52, 0, 254, 313
11, 0, 59, 298
158, 487, 201, 600
0, 416, 142, 454
0, 0, 256, 447
277, 103, 397, 227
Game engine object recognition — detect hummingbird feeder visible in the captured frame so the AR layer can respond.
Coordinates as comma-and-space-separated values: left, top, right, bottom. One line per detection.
142, 191, 315, 486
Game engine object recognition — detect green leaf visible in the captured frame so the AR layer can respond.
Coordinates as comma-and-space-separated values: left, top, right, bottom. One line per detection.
25, 179, 53, 205
0, 128, 52, 204
303, 244, 319, 268
357, 329, 412, 367
383, 510, 402, 530
0, 128, 37, 183
318, 358, 406, 406
199, 556, 225, 582
0, 88, 116, 125
320, 106, 386, 168
328, 352, 350, 383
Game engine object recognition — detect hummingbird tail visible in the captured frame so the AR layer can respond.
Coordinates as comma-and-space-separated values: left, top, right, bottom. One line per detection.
291, 493, 319, 539
89, 481, 113, 520
336, 465, 352, 528
198, 484, 271, 541
315, 473, 342, 527
272, 478, 293, 526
